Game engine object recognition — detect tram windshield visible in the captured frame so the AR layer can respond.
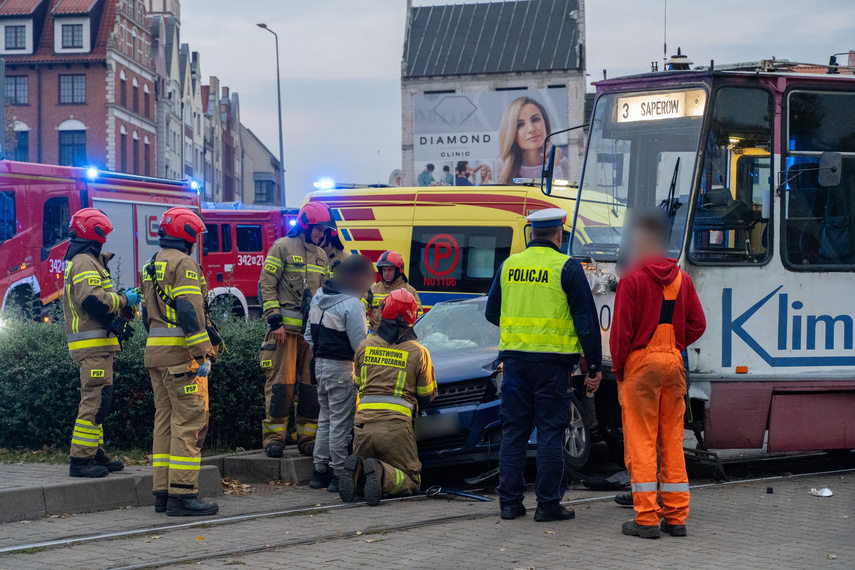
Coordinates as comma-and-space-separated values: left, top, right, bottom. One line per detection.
572, 87, 707, 261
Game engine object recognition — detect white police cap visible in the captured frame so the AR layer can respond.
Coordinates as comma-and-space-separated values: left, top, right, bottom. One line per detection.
526, 208, 567, 228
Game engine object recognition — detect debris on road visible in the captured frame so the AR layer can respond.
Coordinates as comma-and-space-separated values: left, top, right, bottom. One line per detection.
809, 487, 833, 497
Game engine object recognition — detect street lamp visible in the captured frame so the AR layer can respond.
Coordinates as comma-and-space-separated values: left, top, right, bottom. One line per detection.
257, 23, 286, 208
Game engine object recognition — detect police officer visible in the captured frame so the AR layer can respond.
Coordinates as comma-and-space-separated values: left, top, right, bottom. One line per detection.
485, 208, 602, 522
64, 208, 140, 478
141, 207, 218, 516
259, 202, 332, 458
367, 250, 422, 331
339, 289, 437, 506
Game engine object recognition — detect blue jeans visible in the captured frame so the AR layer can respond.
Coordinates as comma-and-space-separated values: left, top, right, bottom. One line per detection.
497, 358, 573, 512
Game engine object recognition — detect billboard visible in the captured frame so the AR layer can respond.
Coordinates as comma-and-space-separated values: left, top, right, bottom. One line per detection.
413, 88, 569, 186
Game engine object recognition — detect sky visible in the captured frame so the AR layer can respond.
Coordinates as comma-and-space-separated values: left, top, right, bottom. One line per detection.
180, 0, 855, 206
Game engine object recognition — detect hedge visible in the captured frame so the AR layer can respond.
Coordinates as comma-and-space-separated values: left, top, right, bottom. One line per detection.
0, 309, 269, 452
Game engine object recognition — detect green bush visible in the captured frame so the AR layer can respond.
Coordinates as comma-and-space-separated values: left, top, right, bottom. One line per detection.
0, 312, 269, 452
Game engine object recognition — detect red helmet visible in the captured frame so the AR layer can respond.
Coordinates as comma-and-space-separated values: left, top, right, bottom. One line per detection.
69, 208, 113, 243
289, 202, 337, 237
158, 207, 205, 242
381, 288, 418, 325
376, 250, 405, 273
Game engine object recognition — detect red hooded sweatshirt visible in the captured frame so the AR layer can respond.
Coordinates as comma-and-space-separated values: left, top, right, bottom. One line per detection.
609, 258, 706, 381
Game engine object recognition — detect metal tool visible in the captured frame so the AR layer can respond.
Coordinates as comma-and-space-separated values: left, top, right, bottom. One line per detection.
425, 485, 492, 502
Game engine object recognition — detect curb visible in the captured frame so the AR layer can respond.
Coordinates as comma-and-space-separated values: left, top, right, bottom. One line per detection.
0, 466, 221, 524
217, 450, 314, 485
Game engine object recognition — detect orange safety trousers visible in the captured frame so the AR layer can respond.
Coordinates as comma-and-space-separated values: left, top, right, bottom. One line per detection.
618, 272, 690, 526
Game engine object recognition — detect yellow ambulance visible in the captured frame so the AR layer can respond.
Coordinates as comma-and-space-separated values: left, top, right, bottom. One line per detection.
305, 184, 617, 309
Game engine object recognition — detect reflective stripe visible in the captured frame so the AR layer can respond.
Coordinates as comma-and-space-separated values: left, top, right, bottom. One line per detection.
172, 286, 202, 296
71, 438, 100, 447
393, 370, 406, 397
169, 456, 201, 470
359, 395, 414, 411
109, 292, 120, 313
282, 317, 302, 327
262, 300, 279, 311
358, 366, 367, 389
67, 330, 110, 342
265, 256, 283, 268
71, 434, 100, 443
147, 337, 187, 347
280, 308, 302, 319
152, 453, 169, 467
659, 483, 690, 493
390, 467, 405, 494
357, 402, 412, 418
500, 316, 575, 329
631, 482, 659, 493
68, 337, 120, 350
296, 424, 318, 435
148, 327, 187, 337
263, 423, 287, 433
72, 271, 101, 284
417, 380, 437, 395
186, 331, 210, 346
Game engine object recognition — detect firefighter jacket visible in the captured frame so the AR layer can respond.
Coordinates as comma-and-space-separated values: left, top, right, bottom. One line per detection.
354, 334, 437, 423
141, 247, 214, 367
327, 247, 350, 278
63, 252, 128, 363
259, 236, 328, 334
367, 277, 423, 330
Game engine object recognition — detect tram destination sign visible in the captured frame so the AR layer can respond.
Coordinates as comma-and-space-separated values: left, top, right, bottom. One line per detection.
617, 89, 706, 123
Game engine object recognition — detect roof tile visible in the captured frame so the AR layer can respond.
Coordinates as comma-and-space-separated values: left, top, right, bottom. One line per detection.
52, 0, 97, 15
0, 0, 45, 17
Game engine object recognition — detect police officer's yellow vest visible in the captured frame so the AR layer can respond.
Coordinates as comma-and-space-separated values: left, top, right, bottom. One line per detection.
498, 245, 583, 355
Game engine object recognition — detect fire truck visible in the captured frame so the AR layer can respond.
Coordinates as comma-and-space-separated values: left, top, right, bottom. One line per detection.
0, 160, 199, 316
200, 206, 299, 317
554, 57, 855, 455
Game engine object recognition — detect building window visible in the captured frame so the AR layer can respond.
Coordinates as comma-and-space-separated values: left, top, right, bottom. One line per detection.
59, 130, 86, 166
144, 138, 151, 176
144, 87, 150, 119
132, 82, 139, 113
120, 132, 127, 172
120, 77, 127, 107
254, 180, 273, 203
5, 25, 26, 50
59, 75, 85, 104
133, 135, 139, 174
61, 24, 83, 49
14, 130, 28, 162
5, 76, 27, 105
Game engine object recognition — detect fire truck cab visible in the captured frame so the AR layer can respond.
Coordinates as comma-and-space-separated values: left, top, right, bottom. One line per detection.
0, 160, 199, 316
567, 59, 855, 454
201, 206, 298, 317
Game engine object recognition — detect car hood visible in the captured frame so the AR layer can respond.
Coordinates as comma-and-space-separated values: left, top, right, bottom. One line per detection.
430, 345, 499, 384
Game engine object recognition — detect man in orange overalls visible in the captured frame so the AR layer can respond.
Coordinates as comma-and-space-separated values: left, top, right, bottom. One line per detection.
610, 210, 706, 539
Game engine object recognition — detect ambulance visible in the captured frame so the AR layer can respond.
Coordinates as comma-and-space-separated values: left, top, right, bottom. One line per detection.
304, 184, 612, 309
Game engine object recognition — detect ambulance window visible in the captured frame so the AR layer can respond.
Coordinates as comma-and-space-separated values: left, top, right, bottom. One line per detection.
409, 226, 513, 293
784, 91, 855, 269
236, 224, 262, 252
221, 224, 232, 253
43, 197, 69, 249
525, 225, 573, 254
689, 87, 772, 264
203, 224, 219, 253
0, 191, 14, 243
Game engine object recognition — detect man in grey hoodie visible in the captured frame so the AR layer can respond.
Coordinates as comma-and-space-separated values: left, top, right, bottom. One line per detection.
304, 255, 375, 492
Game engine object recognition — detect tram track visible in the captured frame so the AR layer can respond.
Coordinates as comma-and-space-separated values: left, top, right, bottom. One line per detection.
1, 464, 852, 568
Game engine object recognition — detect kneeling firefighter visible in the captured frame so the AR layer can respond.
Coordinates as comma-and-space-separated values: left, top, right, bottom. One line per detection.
141, 207, 220, 516
339, 289, 437, 506
64, 208, 140, 478
258, 202, 332, 458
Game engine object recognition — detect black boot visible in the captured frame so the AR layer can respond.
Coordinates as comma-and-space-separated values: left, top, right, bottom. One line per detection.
327, 476, 339, 494
265, 442, 284, 458
153, 491, 168, 513
69, 457, 109, 478
95, 449, 125, 472
309, 469, 332, 489
166, 494, 219, 517
362, 458, 383, 507
339, 455, 364, 503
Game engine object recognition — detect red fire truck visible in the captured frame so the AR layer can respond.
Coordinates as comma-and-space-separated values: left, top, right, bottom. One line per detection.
200, 207, 299, 317
0, 160, 199, 316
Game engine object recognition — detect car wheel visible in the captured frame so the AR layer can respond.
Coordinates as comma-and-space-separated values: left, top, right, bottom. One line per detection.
563, 396, 591, 471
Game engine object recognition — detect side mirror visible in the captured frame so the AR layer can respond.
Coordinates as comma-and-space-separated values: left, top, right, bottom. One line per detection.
542, 145, 556, 196
819, 151, 842, 187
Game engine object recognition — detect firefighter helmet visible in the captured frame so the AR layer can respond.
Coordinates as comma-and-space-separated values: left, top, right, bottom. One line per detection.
289, 202, 337, 237
69, 208, 113, 243
157, 207, 205, 242
376, 250, 405, 273
380, 288, 418, 325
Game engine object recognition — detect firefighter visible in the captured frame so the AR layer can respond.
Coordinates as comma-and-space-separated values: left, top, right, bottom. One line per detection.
259, 202, 332, 458
338, 289, 437, 506
321, 227, 350, 277
141, 207, 219, 516
367, 250, 422, 332
610, 210, 706, 538
485, 208, 602, 522
64, 208, 140, 478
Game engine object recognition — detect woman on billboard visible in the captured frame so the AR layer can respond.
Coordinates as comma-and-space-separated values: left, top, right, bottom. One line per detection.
497, 96, 569, 185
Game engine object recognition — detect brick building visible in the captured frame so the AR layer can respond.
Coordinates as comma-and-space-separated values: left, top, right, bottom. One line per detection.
1, 0, 156, 173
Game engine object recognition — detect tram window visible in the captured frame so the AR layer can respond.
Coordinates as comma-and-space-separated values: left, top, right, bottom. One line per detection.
689, 87, 772, 264
785, 91, 855, 269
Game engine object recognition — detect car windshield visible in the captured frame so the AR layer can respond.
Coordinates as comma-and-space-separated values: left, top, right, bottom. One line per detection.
572, 87, 708, 261
414, 298, 499, 353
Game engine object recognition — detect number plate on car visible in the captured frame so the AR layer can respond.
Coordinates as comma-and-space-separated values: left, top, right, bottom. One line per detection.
415, 413, 461, 441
